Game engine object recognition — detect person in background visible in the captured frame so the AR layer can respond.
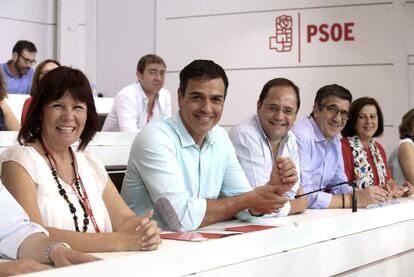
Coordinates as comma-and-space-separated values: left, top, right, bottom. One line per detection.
121, 60, 297, 231
0, 40, 37, 95
229, 77, 307, 216
21, 59, 61, 123
293, 85, 387, 209
341, 97, 413, 199
0, 181, 98, 276
388, 108, 414, 190
102, 54, 171, 132
0, 71, 20, 131
0, 67, 161, 253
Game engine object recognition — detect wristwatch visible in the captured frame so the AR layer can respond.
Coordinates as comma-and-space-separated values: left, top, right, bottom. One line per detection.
45, 242, 71, 265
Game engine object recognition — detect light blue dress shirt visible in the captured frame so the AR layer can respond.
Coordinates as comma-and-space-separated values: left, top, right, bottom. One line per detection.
229, 115, 301, 216
121, 113, 253, 231
0, 183, 46, 259
293, 116, 352, 208
0, 62, 33, 95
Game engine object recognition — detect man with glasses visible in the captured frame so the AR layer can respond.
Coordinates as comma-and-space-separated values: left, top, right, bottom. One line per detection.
0, 40, 37, 94
229, 78, 307, 216
293, 84, 375, 209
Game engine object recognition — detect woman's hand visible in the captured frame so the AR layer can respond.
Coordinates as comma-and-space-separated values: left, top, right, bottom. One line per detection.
401, 181, 414, 197
135, 211, 162, 251
356, 186, 389, 208
50, 245, 99, 266
0, 259, 48, 276
384, 180, 412, 198
117, 211, 161, 251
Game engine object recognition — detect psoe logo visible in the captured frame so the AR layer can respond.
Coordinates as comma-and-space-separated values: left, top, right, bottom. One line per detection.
269, 15, 293, 52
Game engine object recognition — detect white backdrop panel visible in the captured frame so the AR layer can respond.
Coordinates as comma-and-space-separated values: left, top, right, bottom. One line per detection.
0, 19, 56, 63
409, 60, 414, 107
407, 3, 414, 55
96, 0, 155, 97
0, 0, 55, 23
158, 0, 388, 18
0, 0, 56, 63
157, 2, 394, 70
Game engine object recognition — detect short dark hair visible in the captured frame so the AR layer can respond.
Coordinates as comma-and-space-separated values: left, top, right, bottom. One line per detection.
312, 84, 352, 117
30, 59, 61, 96
341, 97, 384, 138
136, 54, 166, 74
258, 77, 300, 111
399, 108, 414, 139
178, 59, 229, 98
18, 66, 98, 150
12, 40, 37, 55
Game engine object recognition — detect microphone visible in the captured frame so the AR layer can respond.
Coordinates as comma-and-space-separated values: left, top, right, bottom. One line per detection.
295, 181, 357, 213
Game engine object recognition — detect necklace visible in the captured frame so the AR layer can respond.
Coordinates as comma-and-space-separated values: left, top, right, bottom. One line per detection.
39, 138, 89, 232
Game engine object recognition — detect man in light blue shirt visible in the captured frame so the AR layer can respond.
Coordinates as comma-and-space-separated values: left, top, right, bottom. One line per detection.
0, 40, 37, 95
293, 84, 357, 209
0, 182, 97, 275
121, 60, 297, 231
229, 78, 307, 216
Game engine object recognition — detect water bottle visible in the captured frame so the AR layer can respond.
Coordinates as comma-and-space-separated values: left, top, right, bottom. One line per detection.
91, 82, 98, 97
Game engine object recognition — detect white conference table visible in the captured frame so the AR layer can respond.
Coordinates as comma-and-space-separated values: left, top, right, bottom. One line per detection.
2, 131, 414, 276
21, 197, 414, 277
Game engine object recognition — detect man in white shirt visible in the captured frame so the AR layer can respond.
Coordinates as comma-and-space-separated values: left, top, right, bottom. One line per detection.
102, 54, 172, 132
229, 78, 307, 217
0, 182, 97, 275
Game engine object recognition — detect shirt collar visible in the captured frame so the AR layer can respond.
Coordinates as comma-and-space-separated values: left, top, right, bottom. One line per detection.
2, 61, 14, 78
173, 112, 215, 148
136, 81, 160, 102
309, 116, 338, 143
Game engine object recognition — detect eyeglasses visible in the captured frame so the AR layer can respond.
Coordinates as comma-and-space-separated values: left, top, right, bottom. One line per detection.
264, 104, 297, 117
19, 54, 36, 66
320, 104, 350, 120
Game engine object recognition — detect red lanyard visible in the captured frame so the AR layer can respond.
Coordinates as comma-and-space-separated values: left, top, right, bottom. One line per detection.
69, 149, 101, 233
147, 110, 154, 123
41, 141, 101, 233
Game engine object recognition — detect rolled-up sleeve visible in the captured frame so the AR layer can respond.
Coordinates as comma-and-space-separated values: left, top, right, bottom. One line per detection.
131, 125, 206, 231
